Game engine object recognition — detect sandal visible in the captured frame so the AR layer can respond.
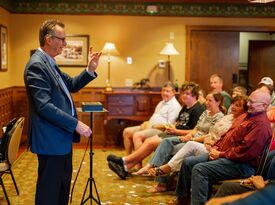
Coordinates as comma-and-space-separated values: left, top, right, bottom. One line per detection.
132, 164, 151, 176
148, 167, 169, 177
147, 183, 167, 193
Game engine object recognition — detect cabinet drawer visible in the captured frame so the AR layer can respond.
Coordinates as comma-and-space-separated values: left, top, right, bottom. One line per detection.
107, 96, 134, 105
108, 106, 135, 116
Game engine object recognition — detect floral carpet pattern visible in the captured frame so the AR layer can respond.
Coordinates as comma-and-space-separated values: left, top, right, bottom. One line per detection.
0, 148, 175, 205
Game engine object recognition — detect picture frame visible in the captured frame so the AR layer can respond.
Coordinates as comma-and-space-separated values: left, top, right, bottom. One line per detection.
55, 34, 89, 67
0, 25, 8, 71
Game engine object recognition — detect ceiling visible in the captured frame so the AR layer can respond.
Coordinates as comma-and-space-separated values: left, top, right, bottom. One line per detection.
1, 0, 275, 17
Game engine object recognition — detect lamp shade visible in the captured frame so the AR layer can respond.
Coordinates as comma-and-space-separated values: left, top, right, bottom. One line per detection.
102, 42, 119, 55
160, 43, 179, 56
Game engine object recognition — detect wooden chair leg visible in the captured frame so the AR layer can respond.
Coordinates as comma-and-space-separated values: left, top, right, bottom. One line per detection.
0, 177, 11, 205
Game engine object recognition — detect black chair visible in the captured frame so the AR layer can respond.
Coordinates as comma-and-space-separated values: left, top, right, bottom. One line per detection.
0, 117, 24, 205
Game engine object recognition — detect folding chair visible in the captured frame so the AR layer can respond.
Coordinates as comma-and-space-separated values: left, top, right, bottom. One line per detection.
0, 117, 25, 205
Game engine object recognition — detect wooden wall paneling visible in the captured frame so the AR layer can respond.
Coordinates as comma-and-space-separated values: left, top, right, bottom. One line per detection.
0, 88, 13, 136
189, 30, 239, 92
12, 87, 28, 143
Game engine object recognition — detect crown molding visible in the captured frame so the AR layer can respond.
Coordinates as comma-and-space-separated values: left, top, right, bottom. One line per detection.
1, 0, 275, 17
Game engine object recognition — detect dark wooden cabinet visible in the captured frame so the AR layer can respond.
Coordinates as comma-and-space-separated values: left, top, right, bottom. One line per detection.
104, 90, 162, 122
103, 90, 162, 146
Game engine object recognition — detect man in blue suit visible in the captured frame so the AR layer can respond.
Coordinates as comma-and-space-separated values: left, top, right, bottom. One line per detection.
24, 19, 101, 205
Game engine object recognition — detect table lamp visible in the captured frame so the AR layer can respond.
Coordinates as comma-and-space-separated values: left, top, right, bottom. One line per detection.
102, 42, 119, 91
160, 42, 179, 81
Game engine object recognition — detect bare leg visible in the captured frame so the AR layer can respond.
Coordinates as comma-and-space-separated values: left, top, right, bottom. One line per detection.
132, 129, 162, 151
124, 135, 162, 170
132, 132, 148, 151
123, 126, 140, 155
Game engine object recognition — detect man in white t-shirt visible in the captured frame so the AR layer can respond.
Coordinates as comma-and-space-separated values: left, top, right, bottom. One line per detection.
123, 82, 182, 156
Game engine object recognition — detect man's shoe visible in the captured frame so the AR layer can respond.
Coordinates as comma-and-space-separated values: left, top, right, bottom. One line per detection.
107, 154, 123, 165
108, 161, 128, 180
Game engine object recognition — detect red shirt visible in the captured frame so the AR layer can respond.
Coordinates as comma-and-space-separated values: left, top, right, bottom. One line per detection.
215, 112, 272, 168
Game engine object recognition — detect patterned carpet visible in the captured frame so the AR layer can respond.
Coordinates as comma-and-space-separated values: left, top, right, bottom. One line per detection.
0, 147, 175, 205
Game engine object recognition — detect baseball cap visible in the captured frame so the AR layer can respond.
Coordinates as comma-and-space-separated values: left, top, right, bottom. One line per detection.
258, 77, 273, 87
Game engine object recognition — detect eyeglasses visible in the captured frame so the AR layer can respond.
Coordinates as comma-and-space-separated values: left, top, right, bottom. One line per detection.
51, 35, 66, 42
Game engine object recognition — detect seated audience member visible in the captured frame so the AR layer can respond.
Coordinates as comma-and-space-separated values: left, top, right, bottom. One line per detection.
267, 107, 275, 152
210, 150, 275, 202
168, 89, 272, 205
210, 74, 231, 110
123, 81, 181, 155
258, 76, 275, 106
198, 89, 206, 105
147, 95, 248, 192
227, 86, 247, 114
134, 92, 225, 186
231, 86, 247, 99
206, 182, 275, 205
107, 82, 205, 179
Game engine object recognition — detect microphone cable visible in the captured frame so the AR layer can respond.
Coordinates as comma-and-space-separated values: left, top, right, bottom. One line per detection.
70, 136, 90, 203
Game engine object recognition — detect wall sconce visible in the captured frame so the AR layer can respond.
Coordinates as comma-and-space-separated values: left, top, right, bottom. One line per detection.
102, 42, 119, 92
160, 42, 179, 81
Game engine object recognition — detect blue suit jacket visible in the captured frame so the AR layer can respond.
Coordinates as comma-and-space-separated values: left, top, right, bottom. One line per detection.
24, 49, 96, 155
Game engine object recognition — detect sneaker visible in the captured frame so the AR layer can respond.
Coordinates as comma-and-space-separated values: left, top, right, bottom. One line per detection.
107, 154, 123, 165
108, 161, 128, 180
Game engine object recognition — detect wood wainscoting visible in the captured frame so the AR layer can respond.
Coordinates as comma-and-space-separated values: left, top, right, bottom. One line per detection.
1, 86, 163, 147
0, 86, 107, 146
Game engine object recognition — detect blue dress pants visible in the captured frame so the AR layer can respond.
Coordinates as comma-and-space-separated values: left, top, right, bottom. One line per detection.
175, 154, 255, 205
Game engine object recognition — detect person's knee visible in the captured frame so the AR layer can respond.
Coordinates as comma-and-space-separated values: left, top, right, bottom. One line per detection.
192, 163, 206, 178
123, 128, 133, 139
143, 139, 157, 149
183, 157, 196, 169
133, 133, 143, 142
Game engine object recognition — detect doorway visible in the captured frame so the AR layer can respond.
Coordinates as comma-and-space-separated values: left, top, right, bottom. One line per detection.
186, 26, 275, 94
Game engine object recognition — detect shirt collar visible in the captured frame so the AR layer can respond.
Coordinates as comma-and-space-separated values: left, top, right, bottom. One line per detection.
163, 96, 175, 104
38, 47, 56, 68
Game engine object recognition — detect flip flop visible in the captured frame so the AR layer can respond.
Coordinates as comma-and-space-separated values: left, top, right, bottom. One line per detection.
147, 184, 167, 193
148, 167, 169, 177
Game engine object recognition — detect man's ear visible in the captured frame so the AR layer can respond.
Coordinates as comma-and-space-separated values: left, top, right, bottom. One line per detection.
45, 35, 52, 45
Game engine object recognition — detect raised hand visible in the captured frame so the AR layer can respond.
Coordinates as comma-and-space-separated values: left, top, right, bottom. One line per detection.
87, 47, 102, 73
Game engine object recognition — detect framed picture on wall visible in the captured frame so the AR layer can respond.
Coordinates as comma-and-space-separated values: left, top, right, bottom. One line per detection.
0, 25, 8, 71
55, 34, 89, 67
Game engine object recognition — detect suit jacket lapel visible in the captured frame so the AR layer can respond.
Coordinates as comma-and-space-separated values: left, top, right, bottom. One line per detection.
36, 50, 70, 98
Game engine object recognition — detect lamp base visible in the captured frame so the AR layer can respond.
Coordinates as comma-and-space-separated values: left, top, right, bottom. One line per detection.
105, 80, 113, 92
